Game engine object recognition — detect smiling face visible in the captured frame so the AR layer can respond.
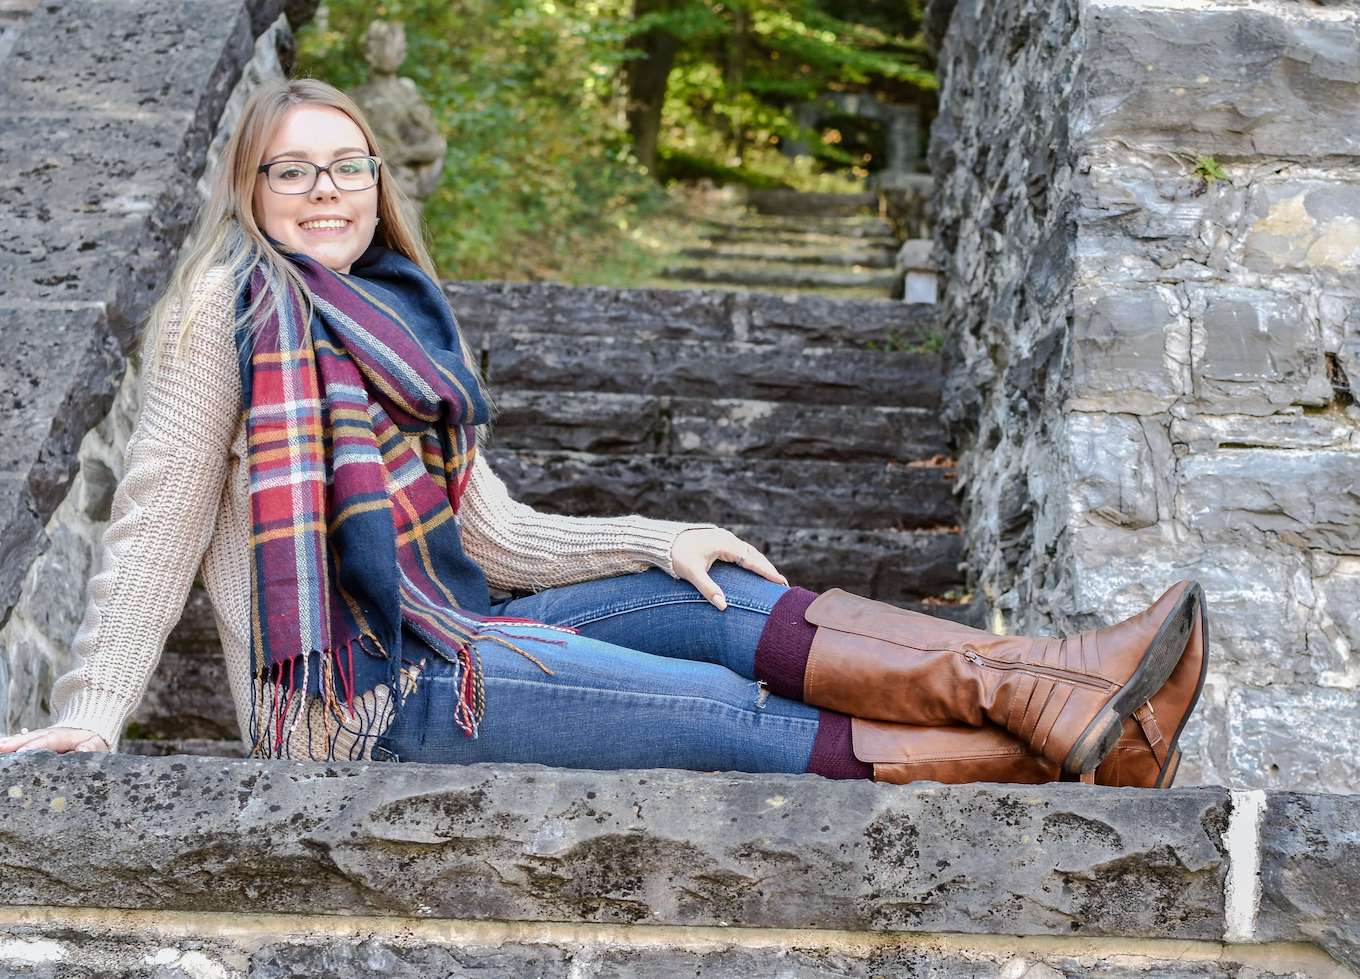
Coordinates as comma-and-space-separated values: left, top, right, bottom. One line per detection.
251, 103, 380, 275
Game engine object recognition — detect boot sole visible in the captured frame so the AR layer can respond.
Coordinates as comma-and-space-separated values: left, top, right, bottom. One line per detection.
1153, 596, 1211, 788
1062, 582, 1204, 776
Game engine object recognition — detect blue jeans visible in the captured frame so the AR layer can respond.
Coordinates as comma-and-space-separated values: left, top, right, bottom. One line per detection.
369, 563, 822, 773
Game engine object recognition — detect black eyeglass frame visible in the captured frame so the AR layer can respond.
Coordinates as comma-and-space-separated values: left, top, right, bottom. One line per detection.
255, 155, 383, 195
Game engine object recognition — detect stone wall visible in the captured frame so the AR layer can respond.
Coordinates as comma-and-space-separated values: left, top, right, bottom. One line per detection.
0, 754, 1356, 977
0, 2, 307, 734
932, 0, 1360, 792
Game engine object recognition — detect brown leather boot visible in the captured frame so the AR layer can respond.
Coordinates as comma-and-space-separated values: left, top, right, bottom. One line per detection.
846, 592, 1210, 787
800, 581, 1203, 776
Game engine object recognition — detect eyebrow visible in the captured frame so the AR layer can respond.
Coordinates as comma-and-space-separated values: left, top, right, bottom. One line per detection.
266, 146, 368, 163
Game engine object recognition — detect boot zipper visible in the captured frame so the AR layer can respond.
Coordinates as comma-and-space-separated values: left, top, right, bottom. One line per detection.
960, 645, 1112, 690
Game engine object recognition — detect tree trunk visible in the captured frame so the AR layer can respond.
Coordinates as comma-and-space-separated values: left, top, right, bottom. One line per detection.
627, 0, 681, 179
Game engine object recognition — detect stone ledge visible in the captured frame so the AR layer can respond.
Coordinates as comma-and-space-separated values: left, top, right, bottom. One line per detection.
0, 754, 1354, 970
0, 908, 1353, 979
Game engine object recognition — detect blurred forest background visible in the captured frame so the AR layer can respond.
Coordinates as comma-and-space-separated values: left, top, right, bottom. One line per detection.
297, 0, 936, 283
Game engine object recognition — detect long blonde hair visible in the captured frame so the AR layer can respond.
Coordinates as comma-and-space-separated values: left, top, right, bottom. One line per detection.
142, 77, 494, 419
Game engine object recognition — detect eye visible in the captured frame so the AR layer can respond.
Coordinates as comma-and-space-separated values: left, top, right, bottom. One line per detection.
336, 160, 364, 175
276, 165, 308, 181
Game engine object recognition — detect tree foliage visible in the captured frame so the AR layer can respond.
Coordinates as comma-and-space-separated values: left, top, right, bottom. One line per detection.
294, 0, 934, 280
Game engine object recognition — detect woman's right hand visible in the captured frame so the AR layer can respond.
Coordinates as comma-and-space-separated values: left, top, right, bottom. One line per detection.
0, 726, 110, 755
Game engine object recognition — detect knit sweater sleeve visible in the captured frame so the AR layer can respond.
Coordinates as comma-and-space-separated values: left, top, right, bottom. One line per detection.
458, 450, 721, 593
48, 266, 240, 752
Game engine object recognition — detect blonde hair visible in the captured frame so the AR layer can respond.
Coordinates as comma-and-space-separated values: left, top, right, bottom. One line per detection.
142, 77, 494, 418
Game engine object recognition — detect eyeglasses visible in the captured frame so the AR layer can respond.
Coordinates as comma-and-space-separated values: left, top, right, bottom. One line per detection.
256, 155, 382, 194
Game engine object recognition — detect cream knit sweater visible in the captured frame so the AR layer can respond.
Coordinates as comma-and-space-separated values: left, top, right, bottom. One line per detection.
48, 266, 717, 758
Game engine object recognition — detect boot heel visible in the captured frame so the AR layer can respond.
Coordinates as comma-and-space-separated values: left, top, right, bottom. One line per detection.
1062, 583, 1202, 775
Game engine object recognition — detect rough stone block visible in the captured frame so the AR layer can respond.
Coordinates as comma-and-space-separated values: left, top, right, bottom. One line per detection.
1079, 4, 1360, 159
1242, 181, 1360, 279
1066, 412, 1167, 529
740, 290, 938, 347
0, 304, 123, 513
1257, 791, 1360, 972
1071, 286, 1182, 412
1229, 686, 1360, 793
1169, 409, 1358, 454
481, 333, 943, 409
1188, 286, 1331, 411
0, 754, 1231, 940
722, 523, 965, 604
487, 450, 959, 531
1178, 449, 1360, 555
1074, 158, 1245, 279
0, 0, 255, 111
669, 399, 948, 462
444, 280, 736, 342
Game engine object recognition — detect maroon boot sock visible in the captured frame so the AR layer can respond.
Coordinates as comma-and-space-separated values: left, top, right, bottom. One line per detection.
808, 710, 874, 780
754, 587, 872, 780
753, 585, 819, 700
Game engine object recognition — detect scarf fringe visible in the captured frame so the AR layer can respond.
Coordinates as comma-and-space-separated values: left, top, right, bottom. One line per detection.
246, 618, 580, 760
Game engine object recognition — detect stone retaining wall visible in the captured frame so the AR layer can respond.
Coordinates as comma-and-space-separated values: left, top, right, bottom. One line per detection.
931, 0, 1360, 792
0, 0, 307, 733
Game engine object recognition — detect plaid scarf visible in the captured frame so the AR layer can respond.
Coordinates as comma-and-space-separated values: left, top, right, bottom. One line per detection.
234, 237, 573, 759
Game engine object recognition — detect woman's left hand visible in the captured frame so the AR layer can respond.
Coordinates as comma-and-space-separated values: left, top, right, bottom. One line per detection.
670, 527, 789, 610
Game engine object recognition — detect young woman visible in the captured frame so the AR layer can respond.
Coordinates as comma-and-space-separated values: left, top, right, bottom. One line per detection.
0, 79, 1208, 787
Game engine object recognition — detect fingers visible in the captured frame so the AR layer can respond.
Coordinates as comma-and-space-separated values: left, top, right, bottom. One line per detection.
728, 537, 789, 587
0, 727, 108, 755
691, 567, 729, 611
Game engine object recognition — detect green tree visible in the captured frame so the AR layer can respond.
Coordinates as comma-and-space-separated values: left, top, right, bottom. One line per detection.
626, 0, 934, 182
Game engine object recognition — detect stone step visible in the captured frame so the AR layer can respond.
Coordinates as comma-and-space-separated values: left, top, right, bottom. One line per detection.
661, 262, 899, 291
719, 523, 967, 608
699, 215, 895, 238
703, 229, 901, 251
650, 280, 898, 301
745, 189, 881, 217
480, 333, 942, 408
486, 449, 959, 530
486, 391, 950, 462
446, 280, 937, 348
677, 244, 896, 269
122, 738, 244, 758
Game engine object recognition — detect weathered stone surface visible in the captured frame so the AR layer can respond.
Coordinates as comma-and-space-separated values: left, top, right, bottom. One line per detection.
1189, 286, 1333, 411
1178, 450, 1360, 555
0, 754, 1231, 939
487, 391, 949, 462
677, 244, 896, 269
445, 279, 938, 348
1241, 180, 1360, 281
1229, 687, 1360, 794
1258, 791, 1360, 971
481, 333, 942, 409
935, 0, 1360, 793
1071, 286, 1182, 411
721, 523, 965, 606
1078, 4, 1360, 158
661, 262, 899, 292
741, 291, 937, 347
487, 450, 958, 531
0, 0, 297, 633
1066, 412, 1166, 530
445, 281, 737, 342
746, 190, 879, 218
0, 927, 1343, 979
125, 588, 238, 742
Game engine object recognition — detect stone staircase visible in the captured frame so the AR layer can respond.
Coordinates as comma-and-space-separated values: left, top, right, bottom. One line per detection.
123, 280, 972, 757
656, 190, 902, 298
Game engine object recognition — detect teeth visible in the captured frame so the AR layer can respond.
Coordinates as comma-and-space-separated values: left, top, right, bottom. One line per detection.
301, 219, 349, 230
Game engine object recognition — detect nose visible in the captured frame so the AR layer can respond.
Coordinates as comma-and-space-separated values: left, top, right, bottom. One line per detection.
310, 169, 341, 198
